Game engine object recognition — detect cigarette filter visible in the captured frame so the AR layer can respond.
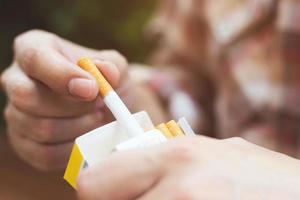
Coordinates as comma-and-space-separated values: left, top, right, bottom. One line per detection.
77, 57, 144, 137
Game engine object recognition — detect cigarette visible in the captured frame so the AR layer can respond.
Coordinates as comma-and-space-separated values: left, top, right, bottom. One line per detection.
166, 120, 184, 137
156, 123, 173, 138
77, 57, 144, 137
78, 57, 113, 97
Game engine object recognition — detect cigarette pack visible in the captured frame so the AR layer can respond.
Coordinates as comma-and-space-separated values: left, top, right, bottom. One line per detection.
64, 111, 195, 189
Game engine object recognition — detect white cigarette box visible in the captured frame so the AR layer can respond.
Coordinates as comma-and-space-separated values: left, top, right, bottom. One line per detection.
64, 111, 195, 189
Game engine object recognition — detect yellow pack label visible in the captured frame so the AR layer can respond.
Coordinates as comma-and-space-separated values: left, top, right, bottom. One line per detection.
64, 144, 84, 189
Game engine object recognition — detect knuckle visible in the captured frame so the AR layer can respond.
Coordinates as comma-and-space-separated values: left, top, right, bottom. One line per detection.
107, 50, 128, 69
13, 30, 46, 50
4, 105, 12, 122
21, 46, 40, 71
25, 29, 49, 36
27, 29, 57, 40
34, 119, 58, 143
10, 82, 33, 111
14, 29, 57, 70
13, 33, 25, 52
162, 140, 198, 163
107, 49, 122, 57
1, 66, 14, 91
0, 69, 9, 89
16, 29, 54, 42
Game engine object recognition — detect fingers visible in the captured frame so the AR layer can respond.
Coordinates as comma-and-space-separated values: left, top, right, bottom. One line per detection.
13, 30, 128, 100
77, 150, 162, 200
94, 60, 120, 88
5, 104, 104, 144
95, 50, 128, 77
1, 65, 98, 117
4, 29, 131, 174
7, 128, 74, 171
58, 37, 128, 86
15, 45, 96, 98
59, 37, 128, 75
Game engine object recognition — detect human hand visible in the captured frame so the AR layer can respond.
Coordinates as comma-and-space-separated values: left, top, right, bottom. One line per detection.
1, 30, 128, 171
77, 136, 300, 200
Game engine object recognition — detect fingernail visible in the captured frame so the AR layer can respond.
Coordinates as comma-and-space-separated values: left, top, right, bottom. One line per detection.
68, 78, 97, 99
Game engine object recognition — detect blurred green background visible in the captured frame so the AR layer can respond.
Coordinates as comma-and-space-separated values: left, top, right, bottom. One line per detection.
0, 0, 157, 129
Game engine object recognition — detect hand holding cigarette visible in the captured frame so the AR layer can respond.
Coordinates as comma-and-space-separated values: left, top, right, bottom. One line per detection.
78, 57, 144, 137
1, 30, 128, 171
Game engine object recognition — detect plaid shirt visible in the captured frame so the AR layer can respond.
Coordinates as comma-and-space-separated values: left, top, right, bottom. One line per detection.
143, 0, 300, 157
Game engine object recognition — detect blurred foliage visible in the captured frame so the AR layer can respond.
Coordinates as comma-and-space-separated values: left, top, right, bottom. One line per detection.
0, 0, 157, 129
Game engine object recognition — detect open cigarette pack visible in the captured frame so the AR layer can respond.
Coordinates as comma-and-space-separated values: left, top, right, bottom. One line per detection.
64, 111, 195, 189
63, 57, 196, 189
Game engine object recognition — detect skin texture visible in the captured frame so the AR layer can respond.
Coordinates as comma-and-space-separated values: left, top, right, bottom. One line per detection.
1, 30, 128, 171
77, 136, 300, 200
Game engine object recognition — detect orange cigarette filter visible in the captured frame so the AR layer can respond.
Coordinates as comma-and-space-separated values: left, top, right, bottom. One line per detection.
77, 57, 113, 97
156, 123, 174, 138
166, 120, 184, 137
